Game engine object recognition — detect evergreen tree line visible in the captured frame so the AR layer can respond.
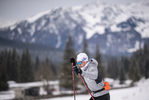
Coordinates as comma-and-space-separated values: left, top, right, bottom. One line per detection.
107, 42, 149, 84
0, 35, 148, 91
0, 49, 56, 91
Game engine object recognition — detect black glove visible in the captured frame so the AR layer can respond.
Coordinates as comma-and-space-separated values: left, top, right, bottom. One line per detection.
73, 66, 82, 75
70, 57, 76, 66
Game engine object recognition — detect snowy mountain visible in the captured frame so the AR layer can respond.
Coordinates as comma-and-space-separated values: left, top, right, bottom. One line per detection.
0, 0, 149, 55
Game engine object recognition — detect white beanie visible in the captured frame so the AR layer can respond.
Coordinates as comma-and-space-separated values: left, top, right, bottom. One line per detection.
76, 53, 88, 62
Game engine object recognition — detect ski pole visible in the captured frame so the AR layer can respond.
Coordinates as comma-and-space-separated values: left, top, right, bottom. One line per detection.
72, 64, 76, 100
78, 74, 95, 100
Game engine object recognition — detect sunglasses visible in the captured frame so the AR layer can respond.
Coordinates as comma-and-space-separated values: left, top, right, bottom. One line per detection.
77, 61, 82, 65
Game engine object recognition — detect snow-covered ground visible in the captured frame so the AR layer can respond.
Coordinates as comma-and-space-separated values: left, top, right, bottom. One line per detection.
42, 78, 149, 100
0, 78, 149, 100
0, 90, 15, 100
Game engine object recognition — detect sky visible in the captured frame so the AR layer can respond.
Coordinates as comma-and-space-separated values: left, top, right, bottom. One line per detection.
0, 0, 140, 28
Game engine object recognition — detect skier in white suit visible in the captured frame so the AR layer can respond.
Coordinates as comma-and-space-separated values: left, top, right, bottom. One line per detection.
70, 53, 110, 100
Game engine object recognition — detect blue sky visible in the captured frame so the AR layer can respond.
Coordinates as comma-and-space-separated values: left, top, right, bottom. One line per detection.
0, 0, 140, 28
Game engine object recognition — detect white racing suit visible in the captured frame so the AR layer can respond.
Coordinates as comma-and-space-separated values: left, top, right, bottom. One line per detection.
81, 58, 109, 97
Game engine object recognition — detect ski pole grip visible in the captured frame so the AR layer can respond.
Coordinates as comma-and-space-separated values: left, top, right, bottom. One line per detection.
70, 57, 76, 66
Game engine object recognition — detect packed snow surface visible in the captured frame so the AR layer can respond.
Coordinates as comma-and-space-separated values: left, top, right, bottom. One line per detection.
0, 78, 148, 100
42, 78, 149, 100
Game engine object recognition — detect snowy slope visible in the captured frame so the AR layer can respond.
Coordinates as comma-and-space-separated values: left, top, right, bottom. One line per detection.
0, 78, 149, 100
42, 78, 149, 100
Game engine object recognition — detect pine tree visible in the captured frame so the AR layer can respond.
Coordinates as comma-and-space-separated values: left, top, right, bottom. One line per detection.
0, 65, 9, 91
6, 50, 12, 81
144, 43, 149, 79
11, 48, 20, 82
35, 58, 53, 81
134, 42, 149, 79
82, 38, 89, 56
45, 57, 54, 79
19, 49, 34, 83
129, 56, 140, 82
107, 56, 119, 79
119, 56, 130, 84
119, 66, 125, 84
133, 48, 144, 78
19, 51, 26, 82
95, 44, 106, 80
121, 56, 130, 74
3, 49, 8, 69
0, 51, 8, 91
35, 56, 40, 71
60, 35, 78, 90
